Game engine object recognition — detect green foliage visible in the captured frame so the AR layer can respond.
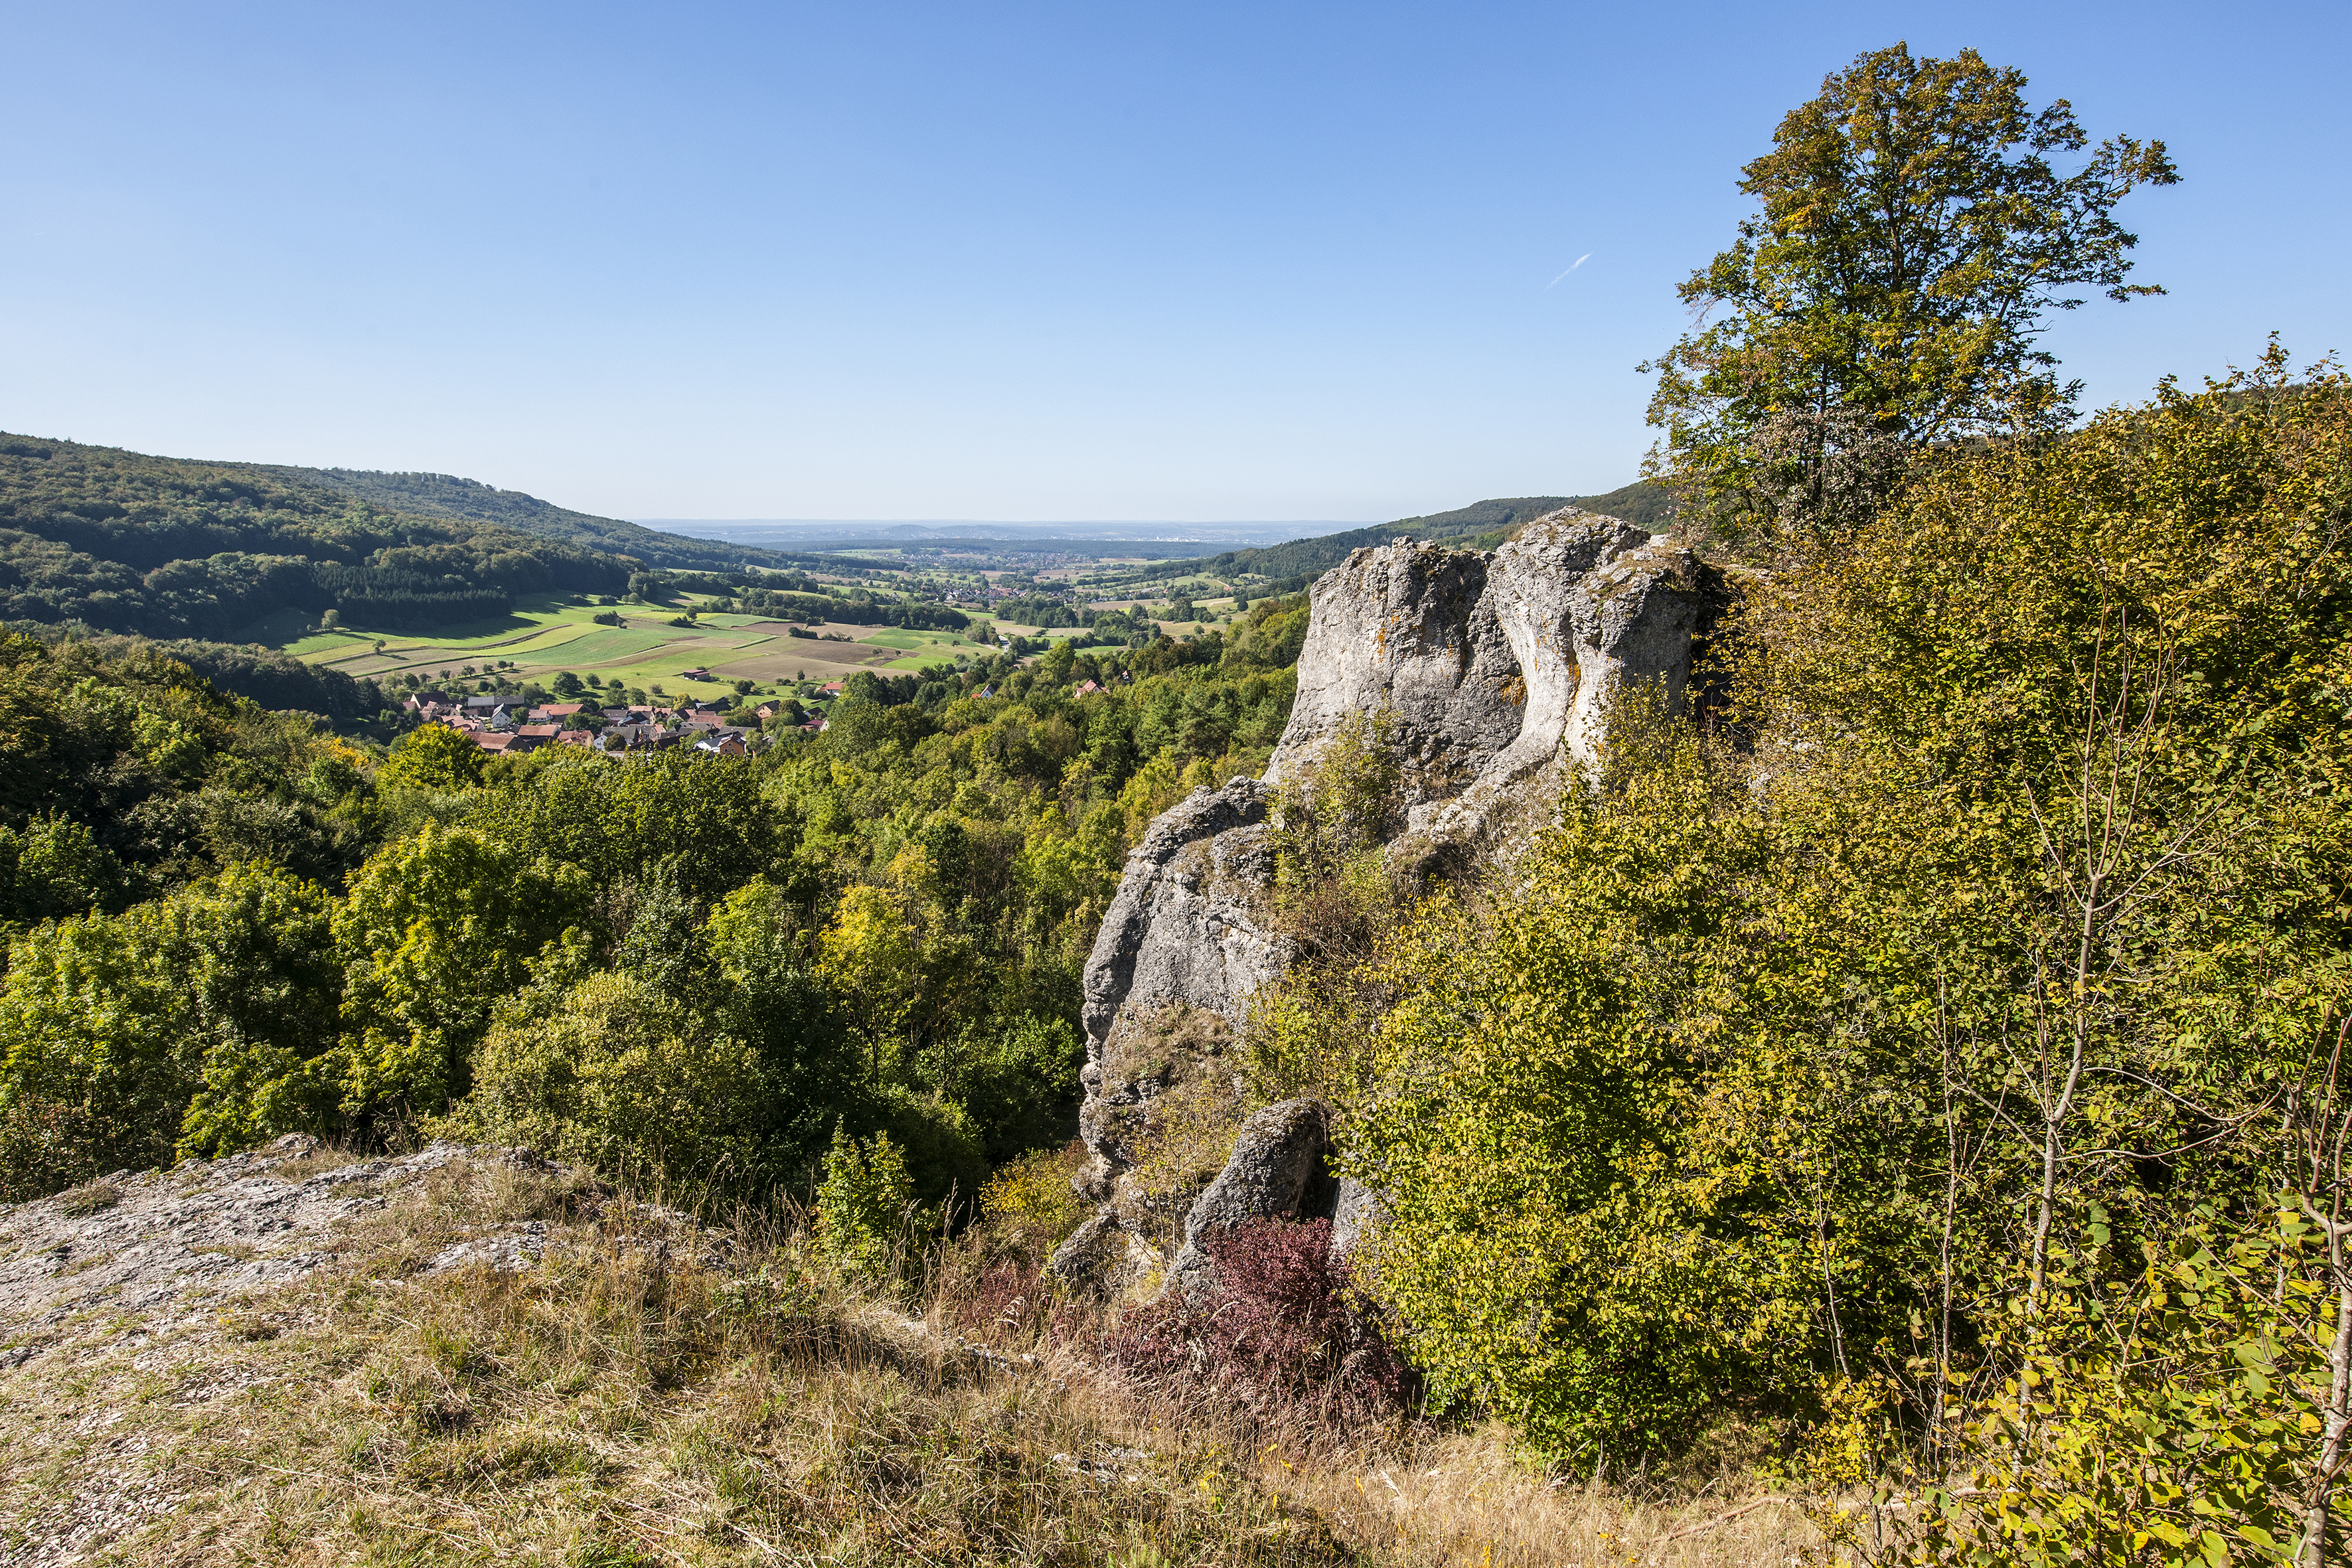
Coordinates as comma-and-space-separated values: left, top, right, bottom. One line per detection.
80, 635, 387, 720
978, 1143, 1090, 1248
0, 633, 367, 895
919, 1014, 1084, 1165
0, 864, 341, 1184
0, 813, 129, 927
0, 546, 1310, 1209
1645, 44, 2177, 548
1804, 1208, 2347, 1566
816, 1125, 919, 1282
1342, 359, 2352, 1464
378, 724, 486, 791
333, 824, 591, 1129
455, 969, 773, 1194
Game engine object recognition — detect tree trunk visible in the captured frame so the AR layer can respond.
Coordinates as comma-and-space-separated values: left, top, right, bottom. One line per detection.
2302, 1232, 2352, 1568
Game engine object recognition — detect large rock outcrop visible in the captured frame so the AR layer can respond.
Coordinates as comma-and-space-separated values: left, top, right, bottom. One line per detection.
1048, 508, 1721, 1294
1269, 509, 1716, 835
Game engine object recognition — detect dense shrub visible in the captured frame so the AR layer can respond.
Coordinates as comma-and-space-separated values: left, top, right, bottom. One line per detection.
0, 863, 343, 1176
455, 969, 771, 1191
1342, 356, 2352, 1467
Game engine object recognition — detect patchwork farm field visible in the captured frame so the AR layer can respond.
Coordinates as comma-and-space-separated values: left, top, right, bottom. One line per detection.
283, 595, 993, 702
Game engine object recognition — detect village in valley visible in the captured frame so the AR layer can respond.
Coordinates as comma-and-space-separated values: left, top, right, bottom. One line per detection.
404, 675, 832, 757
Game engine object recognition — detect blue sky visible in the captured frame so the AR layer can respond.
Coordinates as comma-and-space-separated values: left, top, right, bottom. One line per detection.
3, 1, 2345, 522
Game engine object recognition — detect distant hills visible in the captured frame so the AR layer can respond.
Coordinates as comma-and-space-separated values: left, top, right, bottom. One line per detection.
0, 426, 1675, 647
285, 469, 794, 572
1123, 482, 1676, 587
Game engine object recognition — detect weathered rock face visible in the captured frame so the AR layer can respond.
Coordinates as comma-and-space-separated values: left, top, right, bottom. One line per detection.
1075, 777, 1286, 1067
1273, 509, 1715, 836
1050, 508, 1720, 1294
1263, 544, 1522, 809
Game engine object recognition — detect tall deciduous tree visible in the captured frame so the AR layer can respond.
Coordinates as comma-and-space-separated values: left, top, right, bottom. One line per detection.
1644, 43, 2177, 548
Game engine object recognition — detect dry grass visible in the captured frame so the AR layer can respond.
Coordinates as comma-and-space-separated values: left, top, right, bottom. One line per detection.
0, 1152, 1820, 1565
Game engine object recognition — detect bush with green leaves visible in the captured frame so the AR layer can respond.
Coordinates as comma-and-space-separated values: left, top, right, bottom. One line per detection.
816, 1125, 919, 1283
0, 863, 341, 1192
454, 968, 773, 1197
1804, 1207, 2349, 1565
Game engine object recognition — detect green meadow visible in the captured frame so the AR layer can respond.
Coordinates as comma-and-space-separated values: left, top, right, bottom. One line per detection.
285, 594, 990, 702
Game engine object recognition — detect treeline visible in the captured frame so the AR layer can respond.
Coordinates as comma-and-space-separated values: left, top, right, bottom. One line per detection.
0, 433, 629, 637
626, 569, 978, 631
1117, 494, 1565, 587
1115, 488, 1673, 591
0, 594, 1312, 1210
0, 634, 380, 937
285, 467, 796, 574
987, 597, 1170, 639
77, 635, 390, 721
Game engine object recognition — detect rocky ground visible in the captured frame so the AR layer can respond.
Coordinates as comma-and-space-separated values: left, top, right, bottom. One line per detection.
0, 1138, 708, 1566
2, 1139, 565, 1378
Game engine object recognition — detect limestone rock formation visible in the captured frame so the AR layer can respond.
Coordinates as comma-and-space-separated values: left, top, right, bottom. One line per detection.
1328, 1175, 1390, 1261
1271, 509, 1716, 837
1075, 777, 1287, 1077
1050, 507, 1721, 1294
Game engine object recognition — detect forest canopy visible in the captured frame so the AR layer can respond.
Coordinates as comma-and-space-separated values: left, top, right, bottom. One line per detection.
0, 593, 1311, 1211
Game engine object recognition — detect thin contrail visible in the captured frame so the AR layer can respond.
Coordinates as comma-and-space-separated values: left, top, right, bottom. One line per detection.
1545, 254, 1593, 289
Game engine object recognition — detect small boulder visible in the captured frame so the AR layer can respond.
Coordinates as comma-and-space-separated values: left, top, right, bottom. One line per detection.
1162, 1098, 1333, 1300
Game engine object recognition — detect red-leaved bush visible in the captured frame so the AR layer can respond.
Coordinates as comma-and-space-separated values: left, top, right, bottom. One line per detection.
1106, 1216, 1414, 1440
945, 1254, 1052, 1344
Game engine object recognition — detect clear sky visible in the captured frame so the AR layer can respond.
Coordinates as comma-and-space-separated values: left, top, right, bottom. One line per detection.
3, 1, 2345, 523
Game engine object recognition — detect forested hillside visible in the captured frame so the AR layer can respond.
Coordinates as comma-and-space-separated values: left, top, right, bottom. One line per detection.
289, 467, 797, 573
0, 433, 627, 637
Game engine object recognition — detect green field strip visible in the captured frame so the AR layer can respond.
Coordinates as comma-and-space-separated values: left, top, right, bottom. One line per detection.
339, 623, 605, 668
498, 627, 672, 665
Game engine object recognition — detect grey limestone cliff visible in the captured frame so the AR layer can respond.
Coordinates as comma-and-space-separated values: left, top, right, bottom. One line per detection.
1048, 507, 1720, 1293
